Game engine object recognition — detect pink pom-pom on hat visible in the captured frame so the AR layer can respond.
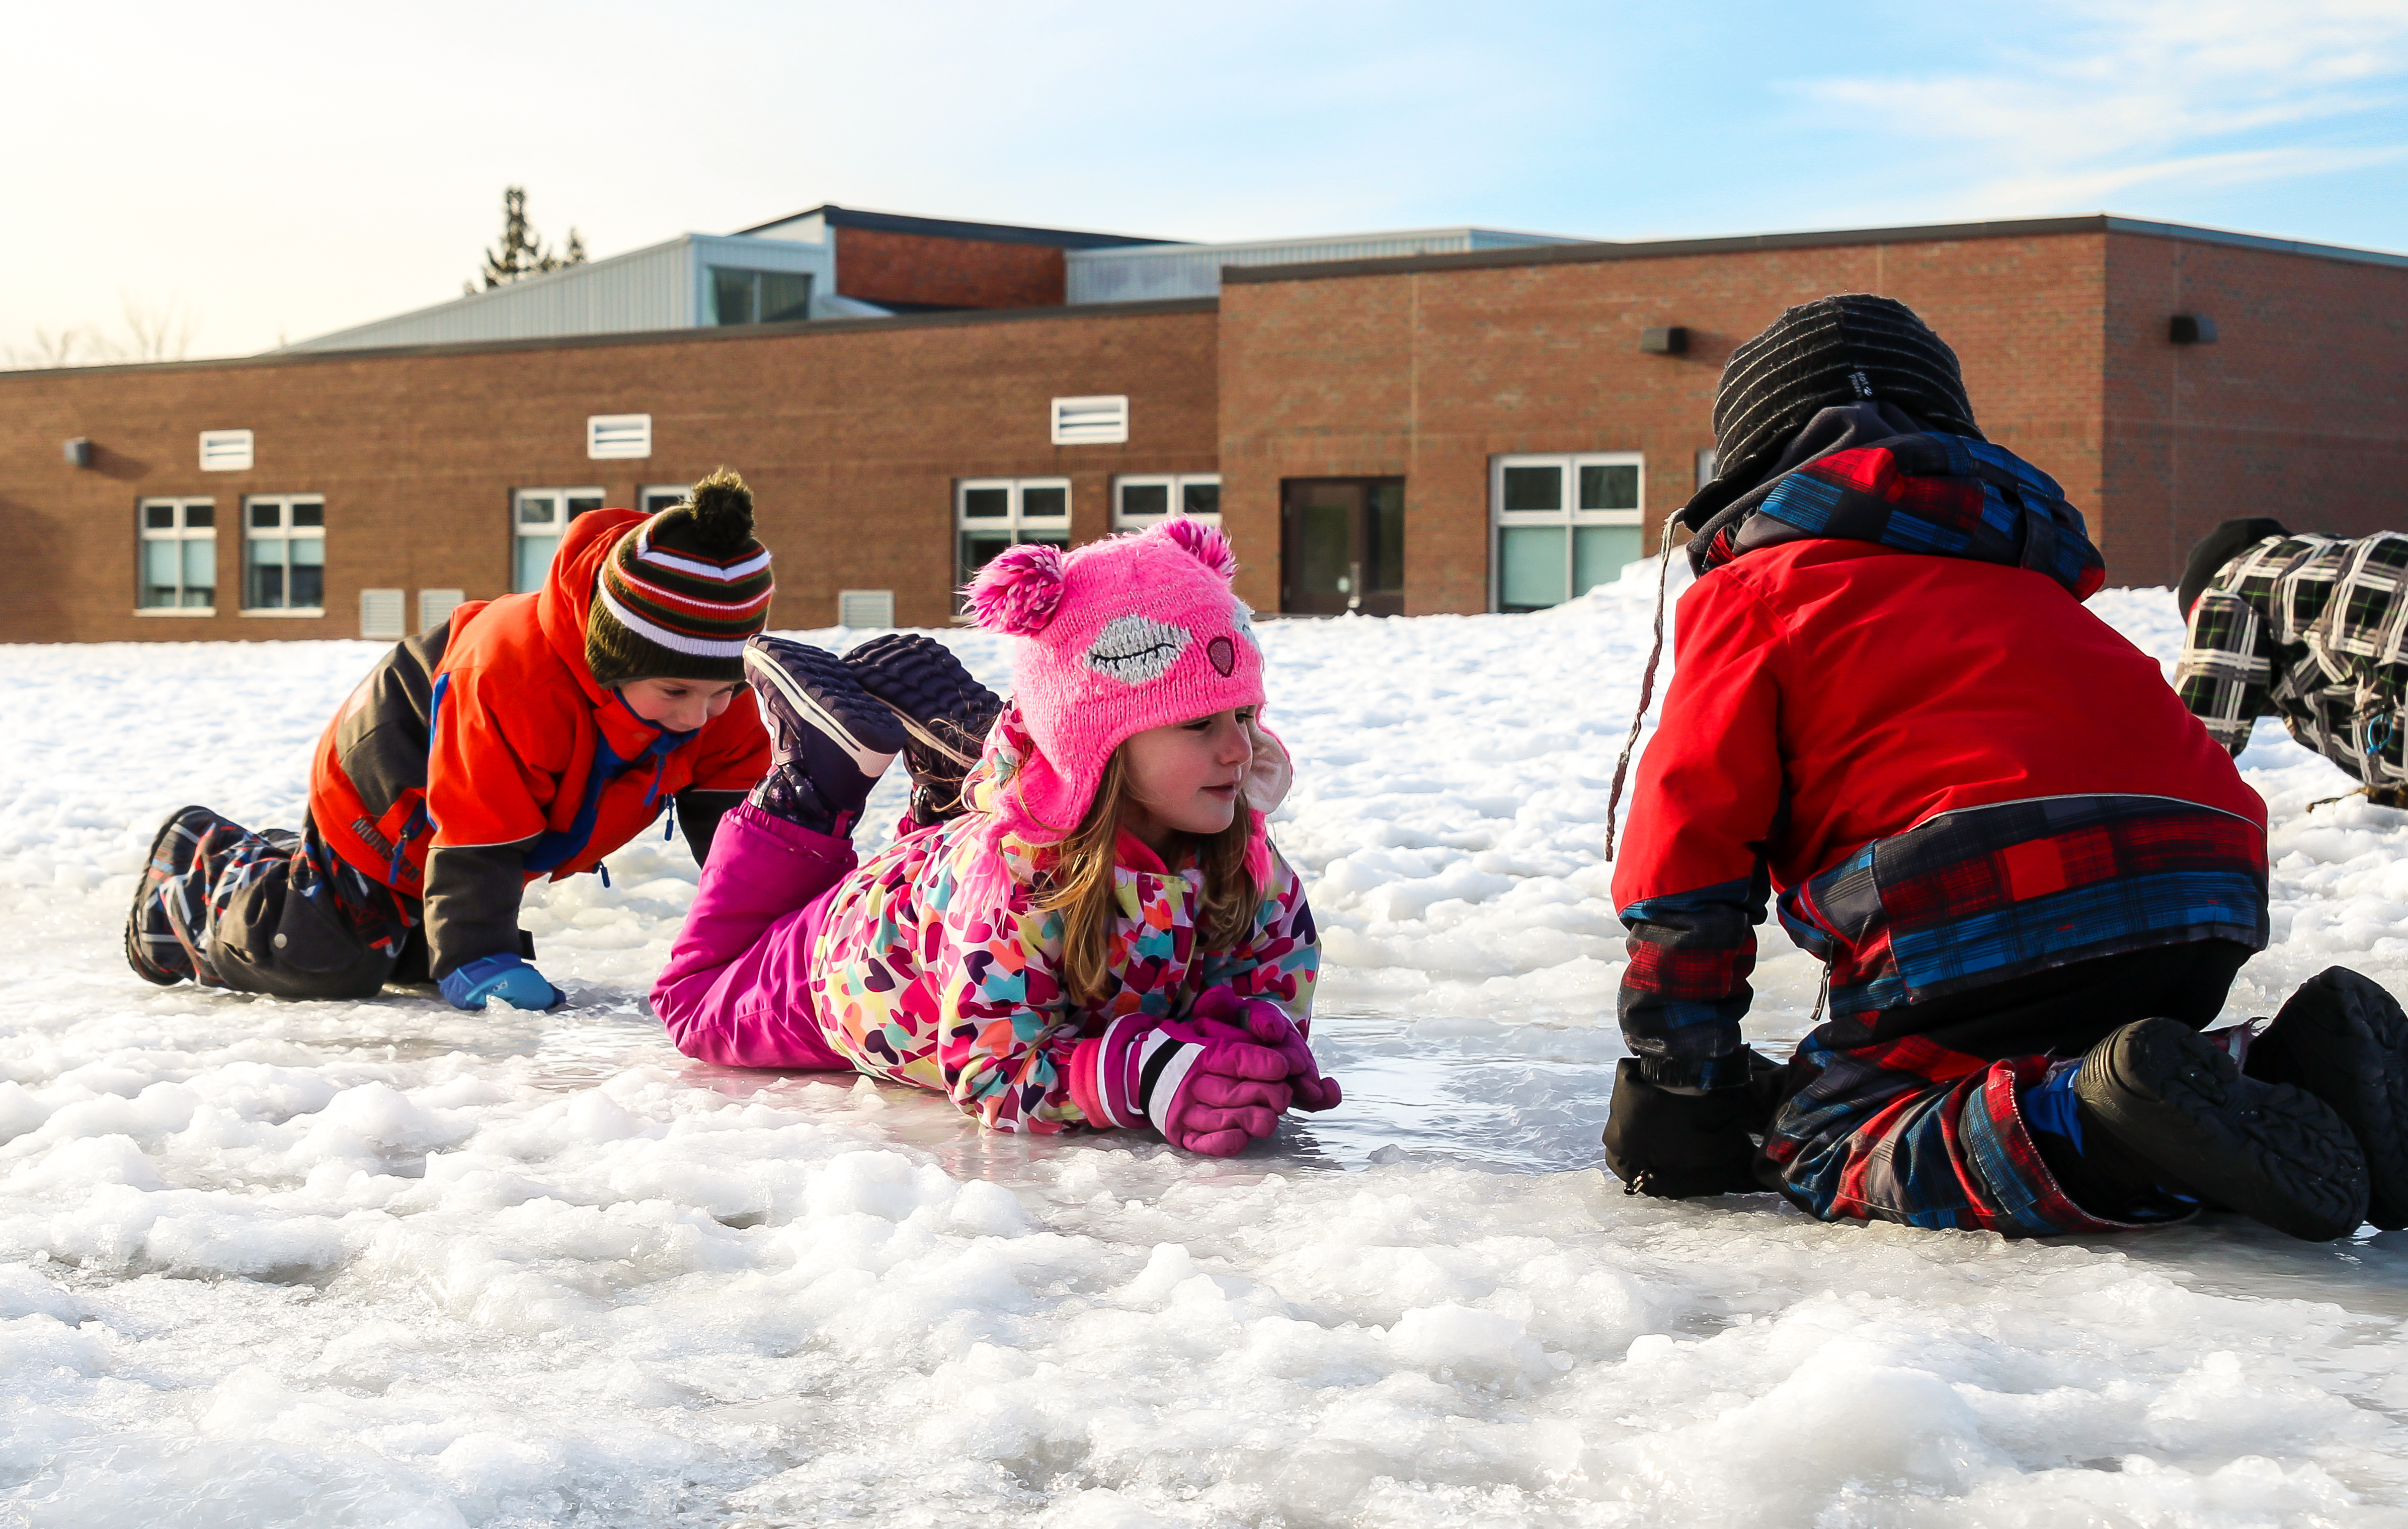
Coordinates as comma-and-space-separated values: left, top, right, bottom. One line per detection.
962, 518, 1267, 847
964, 540, 1067, 636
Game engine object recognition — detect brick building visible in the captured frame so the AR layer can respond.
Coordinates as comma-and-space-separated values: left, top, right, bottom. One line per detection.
2, 212, 2401, 643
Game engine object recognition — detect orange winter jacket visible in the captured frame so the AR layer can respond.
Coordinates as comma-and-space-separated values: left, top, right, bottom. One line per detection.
310, 508, 769, 976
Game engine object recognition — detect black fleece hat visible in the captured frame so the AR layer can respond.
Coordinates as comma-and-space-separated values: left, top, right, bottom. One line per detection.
1707, 294, 1982, 498
2177, 517, 2291, 616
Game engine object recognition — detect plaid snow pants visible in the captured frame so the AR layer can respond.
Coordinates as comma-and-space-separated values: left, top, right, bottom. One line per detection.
1761, 940, 2255, 1235
128, 806, 421, 1000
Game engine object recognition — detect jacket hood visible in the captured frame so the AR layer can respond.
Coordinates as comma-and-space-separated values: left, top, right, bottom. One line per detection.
536, 508, 645, 705
2178, 516, 2291, 616
1685, 402, 2106, 600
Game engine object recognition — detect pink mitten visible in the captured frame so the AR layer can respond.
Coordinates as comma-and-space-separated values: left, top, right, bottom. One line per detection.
1192, 987, 1342, 1112
1070, 1014, 1294, 1156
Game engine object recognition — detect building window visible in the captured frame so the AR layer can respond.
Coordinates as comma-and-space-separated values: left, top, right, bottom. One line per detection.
1113, 474, 1221, 530
639, 484, 689, 515
515, 488, 605, 593
1491, 453, 1644, 613
137, 498, 216, 612
955, 478, 1071, 594
711, 267, 813, 326
243, 496, 326, 612
1696, 447, 1718, 489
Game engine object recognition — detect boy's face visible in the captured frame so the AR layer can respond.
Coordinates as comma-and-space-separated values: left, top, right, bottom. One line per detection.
619, 677, 744, 734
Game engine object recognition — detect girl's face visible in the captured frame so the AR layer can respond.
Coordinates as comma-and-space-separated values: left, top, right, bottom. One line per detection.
1117, 705, 1258, 852
619, 677, 744, 734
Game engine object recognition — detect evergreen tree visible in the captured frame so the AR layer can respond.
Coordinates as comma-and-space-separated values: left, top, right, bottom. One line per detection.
465, 188, 588, 294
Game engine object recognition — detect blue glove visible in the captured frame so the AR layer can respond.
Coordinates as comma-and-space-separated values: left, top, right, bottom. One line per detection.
439, 953, 564, 1012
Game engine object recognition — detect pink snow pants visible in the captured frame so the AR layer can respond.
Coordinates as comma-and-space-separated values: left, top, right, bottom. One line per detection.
651, 799, 857, 1069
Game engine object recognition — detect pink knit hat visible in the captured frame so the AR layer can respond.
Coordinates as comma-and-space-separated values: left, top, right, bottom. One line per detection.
964, 519, 1265, 841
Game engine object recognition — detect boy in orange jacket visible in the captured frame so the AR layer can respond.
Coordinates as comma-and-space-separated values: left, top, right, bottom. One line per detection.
125, 469, 775, 1011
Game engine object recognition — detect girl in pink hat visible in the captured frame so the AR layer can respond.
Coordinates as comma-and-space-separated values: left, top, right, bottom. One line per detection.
651, 519, 1336, 1156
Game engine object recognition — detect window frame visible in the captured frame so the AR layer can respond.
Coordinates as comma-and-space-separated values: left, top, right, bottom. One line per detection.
513, 486, 607, 593
708, 266, 815, 326
638, 484, 690, 516
954, 476, 1073, 612
1112, 473, 1222, 531
135, 497, 218, 616
239, 494, 328, 616
1488, 452, 1646, 613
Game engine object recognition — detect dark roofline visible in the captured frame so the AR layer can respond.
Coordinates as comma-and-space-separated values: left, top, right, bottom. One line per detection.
1220, 213, 2408, 285
0, 298, 1222, 381
733, 202, 1177, 251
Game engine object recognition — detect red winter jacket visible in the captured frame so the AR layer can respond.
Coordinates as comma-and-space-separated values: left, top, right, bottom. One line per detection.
311, 509, 770, 976
1612, 421, 2267, 1089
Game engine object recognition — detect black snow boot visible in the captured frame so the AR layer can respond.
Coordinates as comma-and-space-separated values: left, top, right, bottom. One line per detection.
741, 636, 906, 836
843, 632, 1004, 827
2244, 967, 2408, 1231
125, 805, 218, 985
2074, 1017, 2369, 1241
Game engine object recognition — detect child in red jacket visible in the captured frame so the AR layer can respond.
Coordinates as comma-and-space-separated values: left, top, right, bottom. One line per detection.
1603, 296, 2406, 1242
125, 469, 774, 1012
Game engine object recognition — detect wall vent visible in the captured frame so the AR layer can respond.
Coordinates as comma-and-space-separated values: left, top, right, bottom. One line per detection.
1050, 395, 1129, 446
199, 430, 254, 471
587, 414, 653, 459
419, 588, 465, 633
837, 589, 896, 629
360, 588, 406, 640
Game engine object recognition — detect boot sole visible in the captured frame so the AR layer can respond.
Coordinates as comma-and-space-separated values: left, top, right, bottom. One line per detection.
2254, 969, 2408, 1230
2077, 1017, 2368, 1242
743, 640, 902, 780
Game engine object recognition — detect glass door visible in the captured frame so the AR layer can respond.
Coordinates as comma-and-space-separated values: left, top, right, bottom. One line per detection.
1280, 478, 1404, 616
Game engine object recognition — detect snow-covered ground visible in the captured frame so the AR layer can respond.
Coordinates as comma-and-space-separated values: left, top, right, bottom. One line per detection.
3, 565, 2406, 1527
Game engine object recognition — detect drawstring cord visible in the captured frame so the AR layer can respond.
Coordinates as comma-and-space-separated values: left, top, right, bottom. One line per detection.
1604, 541, 1680, 862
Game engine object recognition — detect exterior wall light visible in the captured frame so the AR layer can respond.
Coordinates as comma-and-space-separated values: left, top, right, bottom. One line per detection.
1640, 326, 1690, 355
2170, 314, 2219, 345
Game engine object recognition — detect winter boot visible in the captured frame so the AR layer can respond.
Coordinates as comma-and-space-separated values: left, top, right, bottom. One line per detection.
741, 635, 905, 836
2074, 1017, 2368, 1241
124, 805, 249, 987
125, 807, 211, 985
2244, 967, 2408, 1230
843, 632, 1004, 827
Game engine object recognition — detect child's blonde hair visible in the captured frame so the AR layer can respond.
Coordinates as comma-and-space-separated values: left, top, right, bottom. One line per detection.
1039, 747, 1260, 1009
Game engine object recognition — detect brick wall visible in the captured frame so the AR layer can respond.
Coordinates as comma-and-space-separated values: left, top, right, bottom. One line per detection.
0, 305, 1218, 642
1220, 232, 2111, 614
834, 227, 1068, 309
2103, 232, 2408, 585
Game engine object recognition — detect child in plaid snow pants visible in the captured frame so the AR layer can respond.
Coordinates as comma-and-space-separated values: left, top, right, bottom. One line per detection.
1603, 295, 2276, 1236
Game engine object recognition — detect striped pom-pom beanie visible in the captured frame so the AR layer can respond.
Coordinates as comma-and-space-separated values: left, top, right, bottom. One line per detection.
584, 468, 775, 686
1707, 294, 1980, 499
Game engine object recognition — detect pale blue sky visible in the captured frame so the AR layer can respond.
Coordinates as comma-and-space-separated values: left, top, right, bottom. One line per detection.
7, 0, 2406, 360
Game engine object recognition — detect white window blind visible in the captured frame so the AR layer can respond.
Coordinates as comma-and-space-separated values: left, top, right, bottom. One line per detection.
359, 588, 406, 640
587, 414, 653, 460
199, 430, 254, 471
1050, 395, 1129, 446
419, 588, 465, 633
837, 589, 895, 629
